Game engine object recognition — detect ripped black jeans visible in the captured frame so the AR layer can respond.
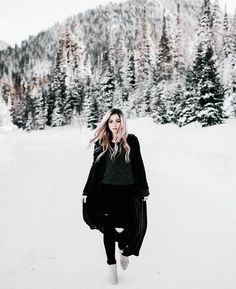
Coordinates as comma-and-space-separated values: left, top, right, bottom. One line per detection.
100, 183, 136, 265
103, 214, 129, 265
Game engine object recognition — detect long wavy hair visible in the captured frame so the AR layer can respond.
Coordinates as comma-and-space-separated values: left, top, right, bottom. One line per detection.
89, 108, 131, 163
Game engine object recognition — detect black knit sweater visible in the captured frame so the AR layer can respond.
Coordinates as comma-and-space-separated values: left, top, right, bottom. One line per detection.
83, 134, 149, 197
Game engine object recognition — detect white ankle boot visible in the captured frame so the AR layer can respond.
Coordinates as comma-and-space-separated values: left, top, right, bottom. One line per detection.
119, 250, 129, 270
108, 264, 118, 284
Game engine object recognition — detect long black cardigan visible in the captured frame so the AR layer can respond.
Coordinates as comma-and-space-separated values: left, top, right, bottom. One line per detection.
82, 134, 150, 257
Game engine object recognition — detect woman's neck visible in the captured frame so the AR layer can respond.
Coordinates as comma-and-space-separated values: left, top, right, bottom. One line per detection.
111, 136, 120, 143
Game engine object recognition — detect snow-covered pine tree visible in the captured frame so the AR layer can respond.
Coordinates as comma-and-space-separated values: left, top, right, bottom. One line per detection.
32, 77, 47, 130
179, 41, 207, 127
196, 0, 213, 56
25, 111, 34, 132
126, 49, 136, 91
220, 9, 235, 117
171, 83, 185, 124
83, 72, 99, 129
211, 0, 223, 57
98, 48, 115, 115
170, 3, 186, 124
64, 27, 86, 125
222, 8, 232, 58
230, 57, 236, 117
116, 30, 126, 87
158, 10, 173, 82
0, 74, 13, 128
48, 30, 67, 126
197, 44, 225, 126
150, 83, 168, 124
23, 81, 35, 131
232, 11, 236, 55
122, 40, 137, 107
51, 95, 64, 127
87, 83, 99, 130
154, 10, 174, 123
178, 70, 198, 126
138, 6, 154, 82
173, 2, 185, 82
41, 75, 50, 127
9, 76, 23, 128
136, 6, 156, 116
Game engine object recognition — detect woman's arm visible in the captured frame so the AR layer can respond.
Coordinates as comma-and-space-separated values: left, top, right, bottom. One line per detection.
130, 134, 150, 197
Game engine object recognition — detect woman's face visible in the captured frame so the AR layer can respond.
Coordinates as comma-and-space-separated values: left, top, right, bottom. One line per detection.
108, 114, 121, 134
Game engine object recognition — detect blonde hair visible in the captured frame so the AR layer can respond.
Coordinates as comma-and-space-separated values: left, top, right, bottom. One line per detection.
89, 108, 131, 163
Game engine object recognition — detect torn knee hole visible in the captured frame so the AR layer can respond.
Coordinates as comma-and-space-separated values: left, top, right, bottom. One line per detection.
115, 228, 124, 233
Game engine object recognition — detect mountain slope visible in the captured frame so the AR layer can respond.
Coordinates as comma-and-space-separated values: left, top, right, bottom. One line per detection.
0, 40, 9, 51
0, 0, 201, 79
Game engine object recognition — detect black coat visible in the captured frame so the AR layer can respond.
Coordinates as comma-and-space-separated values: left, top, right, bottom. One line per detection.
82, 134, 149, 256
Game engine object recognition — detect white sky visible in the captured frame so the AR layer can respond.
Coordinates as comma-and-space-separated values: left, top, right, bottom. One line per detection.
0, 0, 235, 46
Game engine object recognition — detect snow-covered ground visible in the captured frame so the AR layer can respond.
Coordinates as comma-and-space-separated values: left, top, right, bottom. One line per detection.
0, 117, 236, 289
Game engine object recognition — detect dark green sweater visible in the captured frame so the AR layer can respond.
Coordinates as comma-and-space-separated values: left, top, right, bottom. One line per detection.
101, 144, 135, 185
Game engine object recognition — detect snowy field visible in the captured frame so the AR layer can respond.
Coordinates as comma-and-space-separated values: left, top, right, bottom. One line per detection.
0, 117, 236, 289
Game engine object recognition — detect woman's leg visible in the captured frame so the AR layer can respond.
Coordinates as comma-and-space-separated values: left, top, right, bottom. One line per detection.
103, 215, 116, 265
116, 228, 129, 250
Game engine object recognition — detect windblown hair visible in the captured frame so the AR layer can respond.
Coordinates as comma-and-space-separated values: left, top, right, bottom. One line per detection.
89, 108, 131, 163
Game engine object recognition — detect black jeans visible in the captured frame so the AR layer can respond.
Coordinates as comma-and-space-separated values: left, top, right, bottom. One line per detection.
100, 183, 135, 265
103, 214, 129, 265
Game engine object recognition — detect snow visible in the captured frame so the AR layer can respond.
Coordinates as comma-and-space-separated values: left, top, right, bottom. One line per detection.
0, 117, 236, 289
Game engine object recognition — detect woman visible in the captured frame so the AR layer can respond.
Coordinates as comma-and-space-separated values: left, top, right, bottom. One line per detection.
82, 108, 149, 284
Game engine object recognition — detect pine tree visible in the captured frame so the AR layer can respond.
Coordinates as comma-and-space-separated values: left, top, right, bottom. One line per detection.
51, 96, 64, 127
48, 30, 67, 126
211, 0, 223, 57
170, 83, 185, 124
116, 30, 126, 87
33, 82, 47, 130
23, 82, 35, 130
178, 70, 198, 126
122, 47, 136, 106
87, 88, 99, 129
197, 45, 225, 126
126, 50, 136, 90
158, 10, 173, 82
25, 111, 34, 132
138, 7, 155, 83
63, 27, 86, 125
173, 2, 185, 81
98, 49, 115, 115
196, 0, 213, 56
222, 9, 232, 58
232, 11, 236, 54
150, 84, 168, 124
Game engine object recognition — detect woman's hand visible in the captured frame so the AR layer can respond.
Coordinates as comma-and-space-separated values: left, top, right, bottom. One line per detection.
143, 196, 148, 201
81, 195, 88, 203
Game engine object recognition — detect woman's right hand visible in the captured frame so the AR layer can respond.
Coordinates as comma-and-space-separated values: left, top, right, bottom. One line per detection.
81, 195, 87, 203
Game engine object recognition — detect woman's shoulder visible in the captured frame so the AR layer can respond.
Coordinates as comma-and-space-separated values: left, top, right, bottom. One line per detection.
127, 133, 139, 144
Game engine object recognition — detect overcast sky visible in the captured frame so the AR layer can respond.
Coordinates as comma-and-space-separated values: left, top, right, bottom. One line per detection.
0, 0, 235, 46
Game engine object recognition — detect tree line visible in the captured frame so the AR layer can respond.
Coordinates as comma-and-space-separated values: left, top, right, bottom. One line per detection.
0, 0, 236, 130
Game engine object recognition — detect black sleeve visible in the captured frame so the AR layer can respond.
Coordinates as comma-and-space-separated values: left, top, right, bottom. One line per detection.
82, 142, 100, 196
132, 135, 150, 197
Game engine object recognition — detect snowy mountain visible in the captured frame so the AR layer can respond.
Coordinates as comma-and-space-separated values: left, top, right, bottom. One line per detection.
0, 40, 9, 51
0, 117, 236, 289
0, 0, 235, 132
0, 0, 202, 79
